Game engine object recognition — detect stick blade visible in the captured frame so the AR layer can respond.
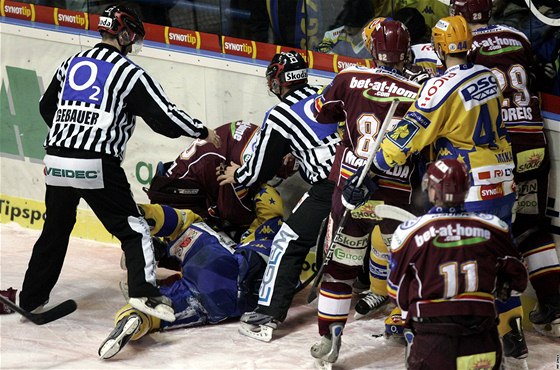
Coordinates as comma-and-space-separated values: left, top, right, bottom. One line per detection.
31, 300, 77, 325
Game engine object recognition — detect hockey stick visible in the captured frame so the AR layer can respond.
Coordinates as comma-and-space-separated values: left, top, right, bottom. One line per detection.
374, 204, 416, 222
0, 295, 77, 325
307, 99, 400, 304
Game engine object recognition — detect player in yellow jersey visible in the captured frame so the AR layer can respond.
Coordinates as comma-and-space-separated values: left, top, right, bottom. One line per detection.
374, 15, 515, 224
362, 15, 527, 369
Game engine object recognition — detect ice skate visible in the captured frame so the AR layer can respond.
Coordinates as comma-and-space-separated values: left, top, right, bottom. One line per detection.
310, 323, 343, 370
529, 302, 560, 338
353, 292, 389, 319
98, 314, 141, 359
128, 295, 175, 322
238, 311, 279, 342
501, 317, 528, 370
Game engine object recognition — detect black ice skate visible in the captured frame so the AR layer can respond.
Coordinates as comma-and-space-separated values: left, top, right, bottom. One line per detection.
529, 302, 560, 338
238, 311, 279, 342
98, 314, 141, 359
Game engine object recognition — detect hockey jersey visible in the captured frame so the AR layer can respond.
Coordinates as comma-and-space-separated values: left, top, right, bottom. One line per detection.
387, 208, 527, 322
375, 63, 515, 207
155, 184, 285, 329
160, 120, 260, 227
410, 43, 444, 77
470, 24, 544, 134
314, 65, 421, 198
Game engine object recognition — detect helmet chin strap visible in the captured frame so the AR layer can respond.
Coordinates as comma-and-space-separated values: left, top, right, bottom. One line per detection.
117, 31, 134, 55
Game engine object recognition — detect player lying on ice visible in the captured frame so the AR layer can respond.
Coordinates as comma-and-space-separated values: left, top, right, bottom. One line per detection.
98, 183, 284, 359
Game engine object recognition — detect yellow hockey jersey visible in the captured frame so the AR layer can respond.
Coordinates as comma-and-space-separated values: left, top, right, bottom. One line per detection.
375, 63, 515, 203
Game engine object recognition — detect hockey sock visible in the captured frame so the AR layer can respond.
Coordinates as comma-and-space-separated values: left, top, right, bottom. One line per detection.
115, 304, 160, 340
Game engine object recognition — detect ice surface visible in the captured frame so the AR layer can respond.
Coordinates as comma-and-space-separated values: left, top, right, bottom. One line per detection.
0, 223, 557, 369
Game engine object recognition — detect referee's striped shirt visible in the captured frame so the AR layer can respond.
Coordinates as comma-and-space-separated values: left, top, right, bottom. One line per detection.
39, 43, 207, 161
235, 85, 340, 187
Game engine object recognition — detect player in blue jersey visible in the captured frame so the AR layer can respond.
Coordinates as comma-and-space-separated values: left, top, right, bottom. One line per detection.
98, 184, 284, 359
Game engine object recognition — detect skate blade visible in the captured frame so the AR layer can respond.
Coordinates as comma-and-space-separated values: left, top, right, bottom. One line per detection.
128, 297, 176, 322
314, 358, 333, 370
98, 315, 140, 359
532, 321, 560, 338
238, 322, 274, 342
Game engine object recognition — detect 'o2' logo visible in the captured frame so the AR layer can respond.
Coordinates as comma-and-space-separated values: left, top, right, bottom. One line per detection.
62, 57, 113, 105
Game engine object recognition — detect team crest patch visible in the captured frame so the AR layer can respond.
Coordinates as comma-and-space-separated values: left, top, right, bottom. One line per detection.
386, 122, 419, 149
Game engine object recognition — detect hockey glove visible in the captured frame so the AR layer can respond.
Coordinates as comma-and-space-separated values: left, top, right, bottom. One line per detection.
403, 64, 432, 85
495, 271, 512, 302
342, 167, 378, 210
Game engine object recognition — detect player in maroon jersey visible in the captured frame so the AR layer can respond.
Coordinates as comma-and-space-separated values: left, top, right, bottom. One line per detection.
146, 120, 297, 239
451, 0, 560, 341
145, 120, 261, 233
388, 158, 528, 370
309, 18, 424, 367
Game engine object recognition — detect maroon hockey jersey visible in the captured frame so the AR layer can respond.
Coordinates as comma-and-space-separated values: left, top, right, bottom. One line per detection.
165, 120, 260, 227
313, 66, 421, 201
470, 24, 544, 133
387, 208, 527, 322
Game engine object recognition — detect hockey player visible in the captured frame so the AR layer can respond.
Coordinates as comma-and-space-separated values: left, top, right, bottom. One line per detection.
388, 158, 528, 370
374, 15, 515, 224
147, 120, 262, 234
146, 120, 298, 240
19, 4, 220, 322
217, 51, 340, 342
309, 19, 424, 367
98, 184, 284, 359
369, 14, 528, 368
451, 0, 560, 340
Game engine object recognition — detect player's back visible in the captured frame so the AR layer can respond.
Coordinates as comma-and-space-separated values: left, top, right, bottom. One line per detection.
389, 211, 513, 319
317, 66, 419, 150
169, 221, 240, 322
167, 120, 258, 179
470, 25, 543, 133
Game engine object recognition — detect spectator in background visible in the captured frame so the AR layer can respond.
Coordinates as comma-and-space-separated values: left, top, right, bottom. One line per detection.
315, 0, 374, 60
394, 7, 443, 77
370, 0, 449, 29
248, 0, 306, 48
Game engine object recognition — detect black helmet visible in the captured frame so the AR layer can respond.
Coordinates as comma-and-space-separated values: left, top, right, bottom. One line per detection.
266, 51, 308, 96
98, 4, 145, 43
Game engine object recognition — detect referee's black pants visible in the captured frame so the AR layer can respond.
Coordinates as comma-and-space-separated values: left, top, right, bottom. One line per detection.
255, 179, 334, 321
19, 151, 160, 311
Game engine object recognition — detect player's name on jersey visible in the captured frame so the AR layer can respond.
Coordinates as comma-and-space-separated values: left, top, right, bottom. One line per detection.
414, 224, 492, 248
348, 77, 417, 99
55, 108, 99, 126
473, 36, 523, 51
502, 106, 533, 122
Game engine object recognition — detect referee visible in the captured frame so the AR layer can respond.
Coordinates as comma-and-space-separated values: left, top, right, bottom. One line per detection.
217, 51, 340, 341
19, 4, 220, 322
